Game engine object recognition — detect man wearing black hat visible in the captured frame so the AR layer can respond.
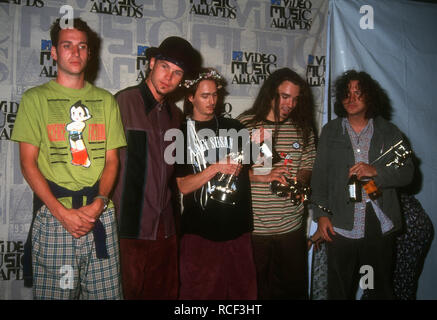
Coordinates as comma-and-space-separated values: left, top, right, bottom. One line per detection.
112, 36, 200, 299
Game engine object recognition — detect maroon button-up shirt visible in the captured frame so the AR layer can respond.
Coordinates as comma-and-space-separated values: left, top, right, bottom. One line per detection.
113, 82, 182, 240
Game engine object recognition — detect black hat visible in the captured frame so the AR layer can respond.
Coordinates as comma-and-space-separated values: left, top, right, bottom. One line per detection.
145, 36, 201, 79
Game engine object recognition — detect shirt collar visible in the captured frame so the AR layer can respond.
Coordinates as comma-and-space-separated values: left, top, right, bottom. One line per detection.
139, 81, 172, 118
342, 117, 373, 135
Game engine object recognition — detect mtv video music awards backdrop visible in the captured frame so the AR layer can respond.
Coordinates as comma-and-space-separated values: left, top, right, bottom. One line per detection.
328, 0, 437, 299
0, 0, 328, 299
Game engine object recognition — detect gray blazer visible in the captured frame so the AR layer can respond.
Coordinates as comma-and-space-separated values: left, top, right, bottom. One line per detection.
310, 116, 414, 232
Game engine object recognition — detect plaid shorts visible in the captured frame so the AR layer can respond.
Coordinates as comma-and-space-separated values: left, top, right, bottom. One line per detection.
31, 206, 123, 300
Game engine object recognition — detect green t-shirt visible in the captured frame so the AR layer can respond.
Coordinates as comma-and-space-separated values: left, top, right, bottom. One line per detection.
12, 80, 127, 208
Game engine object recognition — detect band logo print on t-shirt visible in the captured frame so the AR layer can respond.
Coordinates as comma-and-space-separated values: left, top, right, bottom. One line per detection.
186, 121, 236, 209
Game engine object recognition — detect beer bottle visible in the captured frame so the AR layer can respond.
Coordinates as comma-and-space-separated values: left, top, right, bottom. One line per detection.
347, 174, 362, 202
363, 179, 382, 200
260, 143, 282, 165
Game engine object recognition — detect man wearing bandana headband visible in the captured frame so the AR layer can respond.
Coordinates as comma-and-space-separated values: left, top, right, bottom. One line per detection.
113, 37, 201, 299
175, 68, 257, 299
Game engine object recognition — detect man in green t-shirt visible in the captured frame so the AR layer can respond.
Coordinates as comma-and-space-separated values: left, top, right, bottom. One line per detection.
11, 18, 126, 300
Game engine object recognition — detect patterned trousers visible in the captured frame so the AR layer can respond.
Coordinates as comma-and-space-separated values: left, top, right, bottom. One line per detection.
31, 206, 123, 300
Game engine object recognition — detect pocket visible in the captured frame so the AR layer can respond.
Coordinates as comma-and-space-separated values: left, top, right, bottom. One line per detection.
99, 207, 117, 236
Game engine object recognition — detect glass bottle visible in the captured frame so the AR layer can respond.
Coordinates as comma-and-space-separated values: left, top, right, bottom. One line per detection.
347, 174, 362, 202
260, 142, 281, 164
266, 145, 291, 197
362, 179, 382, 200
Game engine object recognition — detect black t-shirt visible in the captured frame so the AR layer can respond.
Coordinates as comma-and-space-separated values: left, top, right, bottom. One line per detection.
175, 116, 254, 241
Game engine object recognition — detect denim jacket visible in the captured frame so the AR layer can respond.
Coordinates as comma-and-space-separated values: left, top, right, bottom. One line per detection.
310, 116, 414, 232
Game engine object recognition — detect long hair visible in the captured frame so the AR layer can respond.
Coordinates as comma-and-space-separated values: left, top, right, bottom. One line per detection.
334, 70, 392, 120
240, 67, 316, 146
182, 68, 228, 118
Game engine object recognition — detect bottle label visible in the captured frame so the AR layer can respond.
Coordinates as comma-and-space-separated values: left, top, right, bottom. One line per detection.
349, 184, 356, 198
260, 143, 272, 158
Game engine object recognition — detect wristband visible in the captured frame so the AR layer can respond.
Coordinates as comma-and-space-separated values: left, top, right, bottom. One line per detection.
94, 195, 109, 211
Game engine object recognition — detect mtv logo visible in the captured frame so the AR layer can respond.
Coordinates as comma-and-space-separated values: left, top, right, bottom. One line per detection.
232, 51, 243, 61
41, 40, 52, 51
137, 45, 149, 56
271, 0, 281, 5
307, 54, 314, 65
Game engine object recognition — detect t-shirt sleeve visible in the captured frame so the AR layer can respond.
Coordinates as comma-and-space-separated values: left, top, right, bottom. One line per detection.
300, 130, 316, 170
174, 162, 194, 178
105, 94, 127, 150
11, 90, 42, 147
234, 116, 259, 166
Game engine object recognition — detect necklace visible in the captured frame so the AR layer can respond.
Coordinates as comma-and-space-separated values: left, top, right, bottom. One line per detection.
188, 114, 219, 137
186, 114, 220, 210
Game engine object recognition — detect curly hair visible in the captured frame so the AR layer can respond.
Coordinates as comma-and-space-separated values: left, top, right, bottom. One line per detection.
334, 70, 392, 120
183, 68, 228, 117
240, 67, 316, 147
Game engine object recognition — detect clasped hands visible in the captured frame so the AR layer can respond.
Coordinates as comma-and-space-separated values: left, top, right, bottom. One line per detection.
58, 198, 106, 239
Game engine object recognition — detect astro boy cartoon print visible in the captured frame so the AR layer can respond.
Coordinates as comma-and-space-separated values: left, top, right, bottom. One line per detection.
66, 100, 92, 167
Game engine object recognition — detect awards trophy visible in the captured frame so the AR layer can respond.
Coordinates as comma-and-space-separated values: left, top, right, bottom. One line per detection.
271, 177, 311, 205
266, 145, 310, 205
210, 152, 244, 205
371, 140, 412, 168
210, 128, 273, 205
267, 149, 331, 213
362, 140, 413, 199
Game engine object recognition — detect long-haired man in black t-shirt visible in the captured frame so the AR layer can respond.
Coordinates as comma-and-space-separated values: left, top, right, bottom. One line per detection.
175, 68, 257, 299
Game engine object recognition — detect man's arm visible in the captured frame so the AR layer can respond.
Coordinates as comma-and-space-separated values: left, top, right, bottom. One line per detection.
19, 142, 94, 238
309, 126, 336, 241
177, 161, 240, 195
296, 169, 312, 186
249, 166, 289, 185
79, 148, 120, 219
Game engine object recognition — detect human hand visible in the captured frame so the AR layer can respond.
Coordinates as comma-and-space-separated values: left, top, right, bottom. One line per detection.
349, 162, 377, 180
215, 156, 242, 176
79, 199, 104, 221
58, 207, 96, 238
296, 169, 311, 187
317, 216, 336, 242
307, 228, 325, 250
267, 165, 290, 184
